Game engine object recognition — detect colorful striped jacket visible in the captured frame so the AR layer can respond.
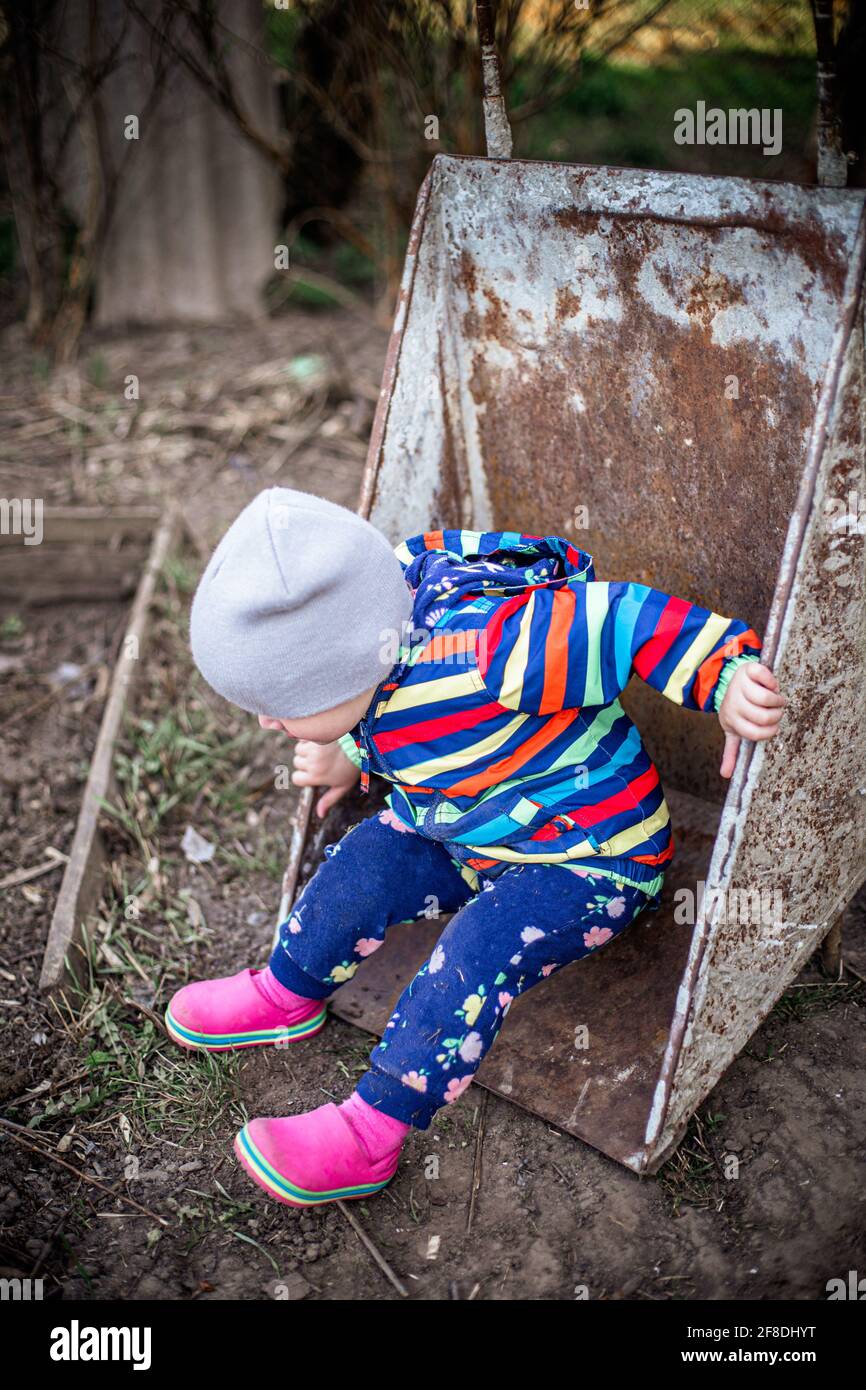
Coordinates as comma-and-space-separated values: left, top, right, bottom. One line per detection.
339, 529, 761, 896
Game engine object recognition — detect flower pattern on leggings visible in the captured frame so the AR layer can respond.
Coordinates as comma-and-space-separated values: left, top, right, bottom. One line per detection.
269, 812, 661, 1129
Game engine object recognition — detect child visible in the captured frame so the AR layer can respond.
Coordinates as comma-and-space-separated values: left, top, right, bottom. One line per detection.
166, 487, 785, 1208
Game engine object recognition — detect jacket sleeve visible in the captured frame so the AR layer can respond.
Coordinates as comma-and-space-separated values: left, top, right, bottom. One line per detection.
476, 581, 762, 715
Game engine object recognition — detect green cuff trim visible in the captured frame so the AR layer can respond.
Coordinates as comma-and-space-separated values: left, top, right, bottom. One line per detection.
337, 732, 362, 768
713, 654, 760, 713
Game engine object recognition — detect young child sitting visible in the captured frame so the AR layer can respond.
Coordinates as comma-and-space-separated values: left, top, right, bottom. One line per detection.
166, 487, 785, 1208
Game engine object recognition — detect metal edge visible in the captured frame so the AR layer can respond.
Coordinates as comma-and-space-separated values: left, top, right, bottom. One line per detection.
427, 151, 866, 208
273, 162, 439, 946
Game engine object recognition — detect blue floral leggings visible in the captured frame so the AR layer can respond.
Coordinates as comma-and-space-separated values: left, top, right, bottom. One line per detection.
268, 810, 659, 1128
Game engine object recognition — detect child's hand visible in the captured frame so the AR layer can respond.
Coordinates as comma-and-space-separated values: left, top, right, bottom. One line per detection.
292, 740, 360, 817
718, 662, 786, 779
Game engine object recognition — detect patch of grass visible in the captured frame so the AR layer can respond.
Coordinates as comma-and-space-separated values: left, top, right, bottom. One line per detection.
1, 613, 24, 639
772, 979, 862, 1023
28, 975, 245, 1149
30, 353, 52, 381
175, 1182, 262, 1251
108, 708, 257, 844
332, 1032, 383, 1085
161, 555, 197, 595
333, 241, 377, 288
85, 352, 109, 388
217, 838, 284, 882
658, 1110, 725, 1215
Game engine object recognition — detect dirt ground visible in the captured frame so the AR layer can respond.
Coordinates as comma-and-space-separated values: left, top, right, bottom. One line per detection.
1, 308, 864, 1302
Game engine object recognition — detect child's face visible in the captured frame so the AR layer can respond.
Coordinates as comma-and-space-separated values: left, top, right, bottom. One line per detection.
258, 712, 343, 744
257, 683, 378, 745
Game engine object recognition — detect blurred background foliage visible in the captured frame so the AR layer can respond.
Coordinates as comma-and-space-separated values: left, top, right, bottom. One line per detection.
1, 0, 863, 352
268, 0, 861, 319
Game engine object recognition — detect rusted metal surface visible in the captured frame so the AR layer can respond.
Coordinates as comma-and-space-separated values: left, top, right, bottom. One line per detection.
279, 154, 866, 1171
648, 276, 866, 1168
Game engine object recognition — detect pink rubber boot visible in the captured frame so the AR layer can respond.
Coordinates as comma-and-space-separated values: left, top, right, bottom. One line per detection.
234, 1092, 409, 1207
165, 968, 326, 1052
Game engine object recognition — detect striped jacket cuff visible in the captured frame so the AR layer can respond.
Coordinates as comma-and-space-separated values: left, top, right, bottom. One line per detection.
713, 654, 760, 713
337, 732, 363, 768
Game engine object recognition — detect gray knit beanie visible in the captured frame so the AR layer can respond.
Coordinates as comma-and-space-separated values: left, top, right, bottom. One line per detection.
189, 488, 413, 718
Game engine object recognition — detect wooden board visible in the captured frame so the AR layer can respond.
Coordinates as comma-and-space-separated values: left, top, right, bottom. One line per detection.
38, 508, 178, 992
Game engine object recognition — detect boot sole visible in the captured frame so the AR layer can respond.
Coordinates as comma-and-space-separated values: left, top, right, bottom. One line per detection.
164, 1004, 327, 1052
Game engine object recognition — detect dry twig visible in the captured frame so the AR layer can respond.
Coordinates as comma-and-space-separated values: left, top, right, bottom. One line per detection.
336, 1199, 408, 1297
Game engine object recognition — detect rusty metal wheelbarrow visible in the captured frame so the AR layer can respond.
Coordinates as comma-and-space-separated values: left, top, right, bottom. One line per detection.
275, 26, 866, 1173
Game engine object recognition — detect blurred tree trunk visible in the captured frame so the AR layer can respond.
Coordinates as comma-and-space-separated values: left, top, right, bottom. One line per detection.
812, 0, 848, 185
279, 0, 371, 231
837, 0, 866, 187
67, 0, 282, 331
0, 0, 282, 361
0, 1, 71, 347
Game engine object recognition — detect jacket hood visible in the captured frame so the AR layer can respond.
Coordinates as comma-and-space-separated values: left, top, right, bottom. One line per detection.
403, 530, 595, 630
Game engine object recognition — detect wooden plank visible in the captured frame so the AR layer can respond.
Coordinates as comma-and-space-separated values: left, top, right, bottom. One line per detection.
0, 506, 161, 548
0, 545, 148, 604
39, 508, 178, 992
